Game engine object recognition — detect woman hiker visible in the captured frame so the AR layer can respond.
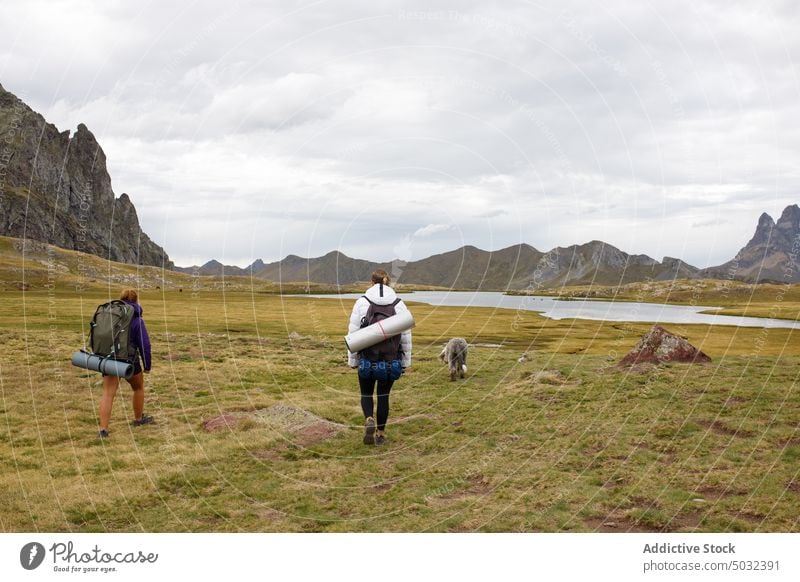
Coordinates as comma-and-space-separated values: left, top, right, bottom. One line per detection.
98, 289, 154, 438
347, 270, 412, 445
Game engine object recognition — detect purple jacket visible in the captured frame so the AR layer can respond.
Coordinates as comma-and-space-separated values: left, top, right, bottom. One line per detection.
124, 300, 152, 371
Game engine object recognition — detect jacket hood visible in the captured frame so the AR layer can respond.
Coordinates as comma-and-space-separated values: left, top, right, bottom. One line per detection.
123, 300, 143, 317
364, 283, 398, 305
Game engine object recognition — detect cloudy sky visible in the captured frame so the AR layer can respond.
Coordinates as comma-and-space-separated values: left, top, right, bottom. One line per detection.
1, 0, 798, 268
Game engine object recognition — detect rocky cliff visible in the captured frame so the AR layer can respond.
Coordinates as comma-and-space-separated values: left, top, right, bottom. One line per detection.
703, 204, 800, 283
0, 83, 172, 268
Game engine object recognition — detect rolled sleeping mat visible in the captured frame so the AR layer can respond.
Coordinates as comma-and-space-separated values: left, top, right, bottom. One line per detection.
71, 351, 134, 379
345, 310, 415, 353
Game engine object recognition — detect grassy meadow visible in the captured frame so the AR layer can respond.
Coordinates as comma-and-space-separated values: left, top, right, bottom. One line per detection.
1, 275, 799, 533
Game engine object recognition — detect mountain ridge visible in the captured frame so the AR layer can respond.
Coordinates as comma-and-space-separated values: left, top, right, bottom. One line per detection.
176, 240, 701, 290
179, 205, 799, 289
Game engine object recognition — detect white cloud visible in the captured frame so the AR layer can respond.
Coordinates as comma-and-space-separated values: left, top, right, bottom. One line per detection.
1, 0, 798, 268
414, 223, 453, 237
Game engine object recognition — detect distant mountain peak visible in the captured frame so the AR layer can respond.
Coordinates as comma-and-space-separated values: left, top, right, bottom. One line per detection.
705, 203, 799, 282
777, 204, 800, 229
757, 211, 775, 227
661, 256, 694, 267
745, 212, 776, 249
780, 203, 799, 215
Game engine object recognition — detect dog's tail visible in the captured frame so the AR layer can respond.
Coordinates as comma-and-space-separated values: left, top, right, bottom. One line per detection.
462, 364, 467, 373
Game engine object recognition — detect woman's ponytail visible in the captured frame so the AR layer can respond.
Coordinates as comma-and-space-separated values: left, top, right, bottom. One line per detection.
371, 269, 391, 286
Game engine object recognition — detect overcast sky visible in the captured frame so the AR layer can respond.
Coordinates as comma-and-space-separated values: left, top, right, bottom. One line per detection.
1, 0, 798, 268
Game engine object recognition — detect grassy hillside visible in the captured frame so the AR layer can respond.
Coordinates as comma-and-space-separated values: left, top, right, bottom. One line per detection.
1, 282, 798, 532
0, 235, 450, 295
0, 235, 370, 294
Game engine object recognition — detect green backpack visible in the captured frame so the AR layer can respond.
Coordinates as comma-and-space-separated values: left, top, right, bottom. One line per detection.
89, 300, 135, 361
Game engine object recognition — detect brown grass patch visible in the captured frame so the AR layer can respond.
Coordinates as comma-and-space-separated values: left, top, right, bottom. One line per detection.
530, 370, 568, 385
251, 448, 284, 461
206, 404, 346, 455
698, 420, 756, 438
583, 516, 660, 533
203, 414, 247, 432
735, 511, 767, 525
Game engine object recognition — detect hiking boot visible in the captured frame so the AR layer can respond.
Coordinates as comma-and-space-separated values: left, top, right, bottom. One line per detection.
375, 434, 386, 446
98, 429, 110, 439
132, 414, 154, 427
363, 417, 376, 445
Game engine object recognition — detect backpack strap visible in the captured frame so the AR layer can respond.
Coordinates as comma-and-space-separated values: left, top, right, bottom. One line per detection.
87, 301, 113, 352
360, 296, 371, 328
363, 296, 400, 307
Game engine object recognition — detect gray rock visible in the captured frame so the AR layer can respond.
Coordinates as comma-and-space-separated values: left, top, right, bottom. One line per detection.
619, 325, 711, 367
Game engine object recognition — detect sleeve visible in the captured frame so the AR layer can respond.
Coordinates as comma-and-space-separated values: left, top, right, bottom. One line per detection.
396, 300, 412, 368
347, 298, 366, 367
137, 317, 152, 371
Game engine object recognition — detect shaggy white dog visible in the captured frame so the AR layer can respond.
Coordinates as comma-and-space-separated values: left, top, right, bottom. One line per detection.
439, 338, 468, 381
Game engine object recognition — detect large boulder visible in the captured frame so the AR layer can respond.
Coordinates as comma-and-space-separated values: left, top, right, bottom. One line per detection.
619, 324, 711, 366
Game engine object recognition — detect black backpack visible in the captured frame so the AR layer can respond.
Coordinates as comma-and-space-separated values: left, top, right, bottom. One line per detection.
360, 297, 402, 361
89, 300, 136, 362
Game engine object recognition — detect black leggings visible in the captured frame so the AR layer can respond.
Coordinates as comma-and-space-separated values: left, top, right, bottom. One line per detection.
359, 376, 394, 431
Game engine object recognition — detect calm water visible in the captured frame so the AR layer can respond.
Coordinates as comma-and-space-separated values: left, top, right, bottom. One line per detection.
301, 291, 800, 330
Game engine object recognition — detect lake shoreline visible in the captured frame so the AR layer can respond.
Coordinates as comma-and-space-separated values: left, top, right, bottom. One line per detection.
290, 291, 800, 329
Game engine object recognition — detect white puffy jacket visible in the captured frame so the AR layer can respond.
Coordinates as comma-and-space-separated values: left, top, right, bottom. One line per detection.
347, 283, 413, 368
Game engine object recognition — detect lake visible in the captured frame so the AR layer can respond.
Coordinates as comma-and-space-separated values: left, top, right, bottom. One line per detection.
301, 291, 800, 330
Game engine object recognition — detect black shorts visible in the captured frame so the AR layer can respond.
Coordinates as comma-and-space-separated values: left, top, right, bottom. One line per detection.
131, 357, 143, 376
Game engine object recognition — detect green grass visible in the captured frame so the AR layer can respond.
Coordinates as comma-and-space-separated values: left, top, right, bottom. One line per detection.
1, 284, 799, 533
